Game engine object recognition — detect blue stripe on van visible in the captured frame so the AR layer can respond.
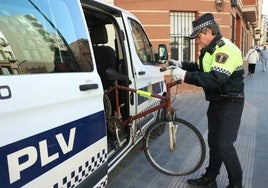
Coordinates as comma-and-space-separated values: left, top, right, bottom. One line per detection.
0, 110, 106, 187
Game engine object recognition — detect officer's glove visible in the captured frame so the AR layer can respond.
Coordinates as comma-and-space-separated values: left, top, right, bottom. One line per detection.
168, 59, 182, 68
170, 67, 186, 81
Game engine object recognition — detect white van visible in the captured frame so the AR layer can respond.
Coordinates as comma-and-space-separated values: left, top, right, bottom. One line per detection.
0, 0, 167, 187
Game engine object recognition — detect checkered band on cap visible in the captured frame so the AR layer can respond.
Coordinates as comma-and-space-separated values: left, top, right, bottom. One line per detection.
193, 19, 216, 31
189, 13, 216, 39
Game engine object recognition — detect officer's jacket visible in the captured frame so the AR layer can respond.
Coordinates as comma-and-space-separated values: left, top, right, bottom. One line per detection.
183, 33, 244, 101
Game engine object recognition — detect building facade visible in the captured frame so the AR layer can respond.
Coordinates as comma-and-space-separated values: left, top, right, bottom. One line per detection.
114, 0, 262, 61
261, 15, 268, 45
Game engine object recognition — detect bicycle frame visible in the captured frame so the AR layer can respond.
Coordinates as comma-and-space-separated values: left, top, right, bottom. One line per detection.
105, 79, 181, 127
105, 69, 206, 175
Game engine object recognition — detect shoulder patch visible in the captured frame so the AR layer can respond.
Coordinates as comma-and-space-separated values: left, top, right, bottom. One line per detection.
215, 53, 228, 64
217, 39, 225, 47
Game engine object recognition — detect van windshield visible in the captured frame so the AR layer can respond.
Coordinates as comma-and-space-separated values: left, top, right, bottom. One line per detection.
0, 0, 93, 74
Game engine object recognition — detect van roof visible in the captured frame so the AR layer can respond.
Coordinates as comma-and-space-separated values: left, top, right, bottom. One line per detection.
81, 0, 136, 18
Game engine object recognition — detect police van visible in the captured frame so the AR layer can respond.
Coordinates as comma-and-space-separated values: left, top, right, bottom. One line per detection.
0, 0, 168, 187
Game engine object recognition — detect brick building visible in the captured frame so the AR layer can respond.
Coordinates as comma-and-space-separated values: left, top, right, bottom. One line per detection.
113, 0, 262, 61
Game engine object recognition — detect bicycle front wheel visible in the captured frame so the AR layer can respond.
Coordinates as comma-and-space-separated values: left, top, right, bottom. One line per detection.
143, 118, 206, 176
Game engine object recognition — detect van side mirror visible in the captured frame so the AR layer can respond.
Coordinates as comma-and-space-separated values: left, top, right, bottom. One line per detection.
157, 44, 168, 64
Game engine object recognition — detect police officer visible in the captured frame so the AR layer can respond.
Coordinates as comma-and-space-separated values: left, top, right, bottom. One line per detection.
170, 13, 244, 188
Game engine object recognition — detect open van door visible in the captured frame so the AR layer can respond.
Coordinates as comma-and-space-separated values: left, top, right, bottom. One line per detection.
0, 1, 107, 187
124, 16, 166, 128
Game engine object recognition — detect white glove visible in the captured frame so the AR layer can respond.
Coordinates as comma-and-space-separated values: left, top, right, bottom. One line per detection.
168, 59, 182, 68
170, 67, 186, 81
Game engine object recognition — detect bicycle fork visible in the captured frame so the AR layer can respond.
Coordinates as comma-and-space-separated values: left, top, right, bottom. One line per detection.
168, 121, 177, 152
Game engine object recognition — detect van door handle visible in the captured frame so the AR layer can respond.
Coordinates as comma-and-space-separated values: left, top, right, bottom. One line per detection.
138, 71, 145, 75
79, 84, 98, 91
0, 85, 12, 99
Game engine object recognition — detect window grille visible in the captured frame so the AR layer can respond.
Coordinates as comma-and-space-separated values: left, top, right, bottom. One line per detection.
170, 12, 195, 62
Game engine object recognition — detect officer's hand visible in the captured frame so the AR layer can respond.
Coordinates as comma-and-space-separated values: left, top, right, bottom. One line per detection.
168, 59, 182, 68
170, 67, 186, 81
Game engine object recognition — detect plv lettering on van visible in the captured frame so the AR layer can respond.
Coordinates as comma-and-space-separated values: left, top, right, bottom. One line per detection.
7, 127, 76, 184
0, 111, 106, 187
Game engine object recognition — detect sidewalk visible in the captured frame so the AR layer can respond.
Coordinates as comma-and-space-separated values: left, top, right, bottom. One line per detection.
108, 62, 268, 188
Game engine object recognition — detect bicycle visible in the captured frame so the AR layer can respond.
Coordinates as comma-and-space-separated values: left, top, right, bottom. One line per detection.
104, 66, 206, 176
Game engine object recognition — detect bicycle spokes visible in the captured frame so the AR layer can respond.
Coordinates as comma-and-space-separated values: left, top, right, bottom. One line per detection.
143, 118, 206, 176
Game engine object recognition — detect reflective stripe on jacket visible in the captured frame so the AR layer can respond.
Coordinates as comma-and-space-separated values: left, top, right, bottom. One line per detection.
184, 34, 244, 101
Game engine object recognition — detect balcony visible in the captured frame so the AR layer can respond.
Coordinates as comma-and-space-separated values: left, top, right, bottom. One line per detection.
235, 0, 259, 28
242, 5, 258, 23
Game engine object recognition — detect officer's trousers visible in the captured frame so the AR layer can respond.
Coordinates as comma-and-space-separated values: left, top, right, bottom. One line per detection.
205, 99, 244, 187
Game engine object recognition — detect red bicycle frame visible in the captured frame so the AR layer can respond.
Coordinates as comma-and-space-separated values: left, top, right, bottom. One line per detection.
105, 80, 181, 126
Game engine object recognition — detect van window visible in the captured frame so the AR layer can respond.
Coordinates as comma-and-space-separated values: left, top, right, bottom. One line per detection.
0, 0, 93, 75
129, 19, 155, 65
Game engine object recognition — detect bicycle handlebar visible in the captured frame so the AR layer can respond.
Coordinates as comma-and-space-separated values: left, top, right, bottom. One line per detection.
160, 65, 177, 72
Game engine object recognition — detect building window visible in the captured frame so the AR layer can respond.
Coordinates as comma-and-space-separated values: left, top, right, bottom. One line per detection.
170, 12, 195, 62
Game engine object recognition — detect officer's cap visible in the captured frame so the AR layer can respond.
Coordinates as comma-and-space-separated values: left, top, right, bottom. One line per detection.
189, 13, 217, 39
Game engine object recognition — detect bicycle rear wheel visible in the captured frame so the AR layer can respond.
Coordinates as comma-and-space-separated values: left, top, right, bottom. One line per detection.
143, 118, 206, 176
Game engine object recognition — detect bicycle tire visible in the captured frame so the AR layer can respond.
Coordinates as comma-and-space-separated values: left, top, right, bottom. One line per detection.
103, 94, 112, 118
143, 117, 206, 176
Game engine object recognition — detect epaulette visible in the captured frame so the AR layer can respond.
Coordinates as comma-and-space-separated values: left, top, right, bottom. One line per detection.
217, 39, 225, 48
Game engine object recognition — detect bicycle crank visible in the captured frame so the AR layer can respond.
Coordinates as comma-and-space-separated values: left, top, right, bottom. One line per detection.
107, 117, 125, 135
107, 117, 126, 147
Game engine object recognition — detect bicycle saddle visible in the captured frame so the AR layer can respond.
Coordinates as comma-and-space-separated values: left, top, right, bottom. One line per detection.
105, 68, 132, 84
